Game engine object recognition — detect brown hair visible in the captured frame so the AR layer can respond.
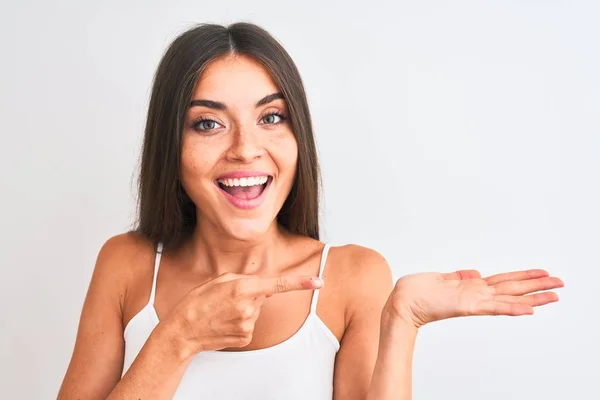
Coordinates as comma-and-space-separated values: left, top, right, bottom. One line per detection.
134, 22, 320, 250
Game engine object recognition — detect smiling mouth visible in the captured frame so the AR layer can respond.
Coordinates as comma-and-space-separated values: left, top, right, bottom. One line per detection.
216, 176, 273, 200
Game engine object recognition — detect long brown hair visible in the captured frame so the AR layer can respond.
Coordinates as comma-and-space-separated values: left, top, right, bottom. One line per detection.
134, 22, 320, 250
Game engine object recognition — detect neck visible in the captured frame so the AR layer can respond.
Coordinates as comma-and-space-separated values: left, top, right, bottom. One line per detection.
184, 220, 288, 276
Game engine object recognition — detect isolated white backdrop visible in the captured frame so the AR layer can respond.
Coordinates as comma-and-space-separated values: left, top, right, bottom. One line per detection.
1, 1, 598, 398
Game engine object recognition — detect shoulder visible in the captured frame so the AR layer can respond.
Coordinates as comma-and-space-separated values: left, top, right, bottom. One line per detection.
94, 232, 155, 278
327, 244, 394, 290
90, 232, 157, 309
326, 244, 394, 322
97, 231, 154, 263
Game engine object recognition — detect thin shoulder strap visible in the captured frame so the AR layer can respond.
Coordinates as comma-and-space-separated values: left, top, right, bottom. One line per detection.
147, 242, 163, 306
310, 244, 331, 314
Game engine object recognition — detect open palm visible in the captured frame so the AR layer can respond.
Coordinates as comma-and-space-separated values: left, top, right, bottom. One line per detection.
389, 269, 564, 328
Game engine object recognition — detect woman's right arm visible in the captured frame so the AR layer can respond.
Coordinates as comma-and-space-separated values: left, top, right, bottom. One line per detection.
106, 323, 194, 399
57, 235, 191, 399
58, 235, 322, 399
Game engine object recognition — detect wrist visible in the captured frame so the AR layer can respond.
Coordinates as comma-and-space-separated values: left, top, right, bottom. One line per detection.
381, 304, 420, 334
152, 319, 198, 364
369, 306, 418, 400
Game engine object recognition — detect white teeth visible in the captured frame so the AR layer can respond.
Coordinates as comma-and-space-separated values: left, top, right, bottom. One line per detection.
218, 176, 269, 187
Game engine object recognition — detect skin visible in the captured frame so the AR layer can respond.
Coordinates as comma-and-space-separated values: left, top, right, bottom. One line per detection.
58, 54, 564, 399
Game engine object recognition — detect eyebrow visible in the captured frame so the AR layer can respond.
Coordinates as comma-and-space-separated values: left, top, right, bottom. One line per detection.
189, 92, 285, 110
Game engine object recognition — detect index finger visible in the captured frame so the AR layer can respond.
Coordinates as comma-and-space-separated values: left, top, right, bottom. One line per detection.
484, 269, 549, 286
248, 276, 324, 297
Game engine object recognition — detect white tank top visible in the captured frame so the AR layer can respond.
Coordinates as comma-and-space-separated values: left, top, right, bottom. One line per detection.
122, 243, 340, 399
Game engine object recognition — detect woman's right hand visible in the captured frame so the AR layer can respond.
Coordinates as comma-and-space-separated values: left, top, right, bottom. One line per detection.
164, 273, 323, 354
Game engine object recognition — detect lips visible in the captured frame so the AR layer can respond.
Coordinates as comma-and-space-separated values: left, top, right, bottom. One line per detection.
215, 171, 273, 210
218, 178, 269, 200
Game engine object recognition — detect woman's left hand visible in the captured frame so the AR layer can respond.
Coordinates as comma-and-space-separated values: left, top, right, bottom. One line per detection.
386, 269, 564, 329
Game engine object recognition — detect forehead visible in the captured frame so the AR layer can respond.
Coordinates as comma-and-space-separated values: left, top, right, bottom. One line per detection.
192, 54, 280, 104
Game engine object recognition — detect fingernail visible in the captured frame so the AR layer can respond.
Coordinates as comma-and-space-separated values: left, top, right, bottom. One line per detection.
313, 278, 324, 288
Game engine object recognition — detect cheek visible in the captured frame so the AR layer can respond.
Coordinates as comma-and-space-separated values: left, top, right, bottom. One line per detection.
286, 143, 299, 175
180, 139, 214, 185
270, 133, 298, 176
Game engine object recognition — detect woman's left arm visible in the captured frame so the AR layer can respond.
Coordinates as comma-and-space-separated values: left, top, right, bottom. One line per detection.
333, 248, 564, 400
332, 247, 398, 400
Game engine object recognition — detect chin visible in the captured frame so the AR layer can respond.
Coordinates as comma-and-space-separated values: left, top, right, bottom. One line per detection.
221, 217, 275, 242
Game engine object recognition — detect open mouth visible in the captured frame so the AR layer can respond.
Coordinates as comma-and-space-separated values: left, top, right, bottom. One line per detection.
216, 175, 273, 201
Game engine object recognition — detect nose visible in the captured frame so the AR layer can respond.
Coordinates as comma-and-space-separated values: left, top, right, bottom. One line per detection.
225, 126, 265, 163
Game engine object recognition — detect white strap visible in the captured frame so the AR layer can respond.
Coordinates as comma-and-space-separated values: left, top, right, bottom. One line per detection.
310, 244, 330, 314
147, 242, 163, 306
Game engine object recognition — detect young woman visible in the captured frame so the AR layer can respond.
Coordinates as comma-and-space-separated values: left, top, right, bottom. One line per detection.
58, 22, 563, 399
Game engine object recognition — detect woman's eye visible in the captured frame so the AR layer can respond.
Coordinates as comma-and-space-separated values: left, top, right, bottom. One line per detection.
260, 113, 285, 125
193, 119, 222, 132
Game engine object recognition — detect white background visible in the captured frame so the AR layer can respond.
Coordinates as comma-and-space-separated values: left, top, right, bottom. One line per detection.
1, 0, 598, 398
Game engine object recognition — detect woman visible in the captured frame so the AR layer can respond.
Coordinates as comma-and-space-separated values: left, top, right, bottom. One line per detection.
58, 22, 563, 399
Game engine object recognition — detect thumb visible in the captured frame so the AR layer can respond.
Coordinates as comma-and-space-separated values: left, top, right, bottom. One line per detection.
442, 269, 482, 281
